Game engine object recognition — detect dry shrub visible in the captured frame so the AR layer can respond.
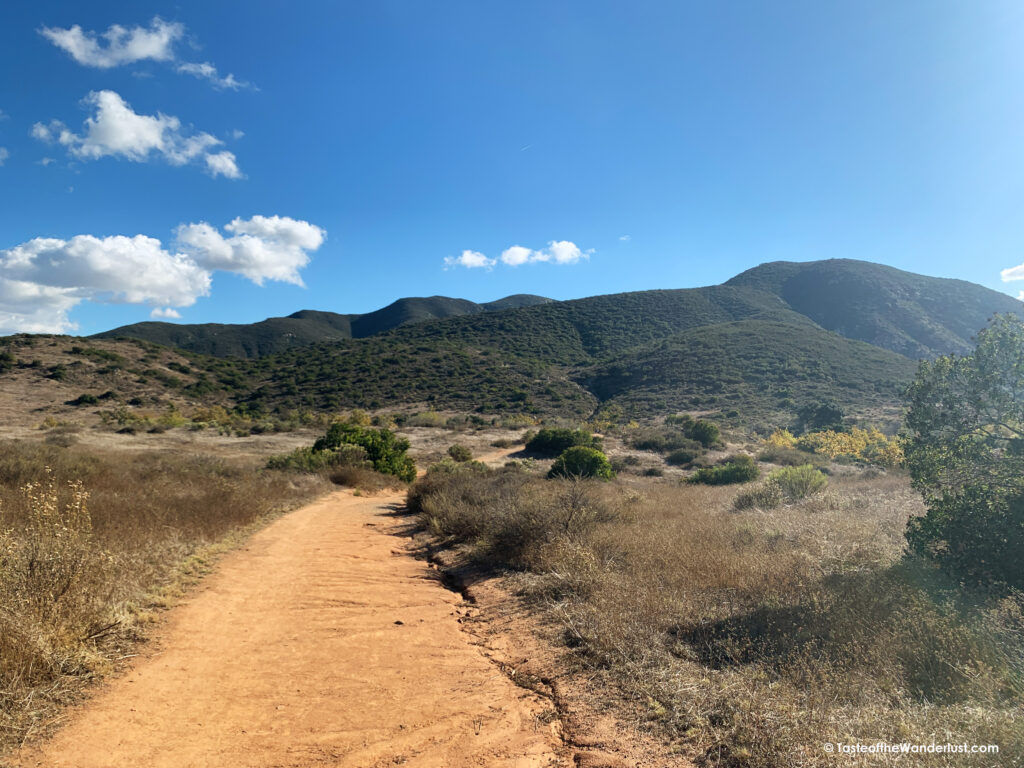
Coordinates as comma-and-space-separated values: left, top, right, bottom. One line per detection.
0, 440, 330, 751
329, 465, 405, 493
413, 466, 1023, 767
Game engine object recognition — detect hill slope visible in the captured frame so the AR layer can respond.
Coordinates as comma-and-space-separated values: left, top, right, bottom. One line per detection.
10, 259, 1019, 427
94, 294, 553, 358
726, 259, 1023, 357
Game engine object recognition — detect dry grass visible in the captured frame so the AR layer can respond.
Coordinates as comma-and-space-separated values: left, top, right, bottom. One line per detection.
410, 467, 1023, 767
0, 440, 330, 751
328, 465, 406, 494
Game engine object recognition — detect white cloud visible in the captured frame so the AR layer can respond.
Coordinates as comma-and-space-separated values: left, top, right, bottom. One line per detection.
0, 215, 325, 334
32, 91, 241, 178
37, 157, 55, 166
177, 62, 250, 91
500, 245, 534, 266
619, 234, 631, 241
204, 151, 242, 179
150, 307, 181, 319
496, 240, 592, 267
39, 17, 254, 92
0, 109, 8, 121
176, 215, 326, 286
39, 17, 183, 69
444, 250, 496, 270
0, 148, 8, 166
1001, 264, 1024, 282
541, 240, 589, 264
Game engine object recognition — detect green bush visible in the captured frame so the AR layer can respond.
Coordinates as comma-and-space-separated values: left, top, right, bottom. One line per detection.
665, 448, 699, 466
687, 419, 721, 448
311, 423, 417, 482
687, 454, 759, 485
771, 464, 828, 500
447, 444, 473, 462
904, 314, 1024, 589
548, 446, 615, 480
526, 428, 601, 457
266, 443, 368, 472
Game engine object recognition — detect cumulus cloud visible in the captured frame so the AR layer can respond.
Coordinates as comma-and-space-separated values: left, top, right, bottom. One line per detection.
1000, 264, 1024, 283
32, 91, 241, 178
150, 307, 181, 319
204, 150, 242, 179
0, 148, 8, 166
177, 62, 250, 91
496, 241, 592, 267
0, 215, 325, 334
500, 246, 533, 266
176, 215, 326, 286
444, 250, 496, 270
40, 17, 183, 68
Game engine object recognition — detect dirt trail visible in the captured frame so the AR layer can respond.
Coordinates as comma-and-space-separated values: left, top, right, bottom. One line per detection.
14, 486, 569, 768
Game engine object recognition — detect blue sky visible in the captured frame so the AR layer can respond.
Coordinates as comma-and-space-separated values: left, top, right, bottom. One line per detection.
2, 1, 1024, 334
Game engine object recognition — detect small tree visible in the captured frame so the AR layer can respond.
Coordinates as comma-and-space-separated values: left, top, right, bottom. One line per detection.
904, 314, 1024, 589
548, 446, 615, 480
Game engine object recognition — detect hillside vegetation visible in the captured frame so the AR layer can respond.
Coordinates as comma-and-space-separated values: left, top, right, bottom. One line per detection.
726, 258, 1023, 357
94, 294, 553, 358
4, 259, 1020, 427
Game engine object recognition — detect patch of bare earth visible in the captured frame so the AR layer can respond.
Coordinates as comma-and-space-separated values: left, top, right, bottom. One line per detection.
12, 490, 572, 768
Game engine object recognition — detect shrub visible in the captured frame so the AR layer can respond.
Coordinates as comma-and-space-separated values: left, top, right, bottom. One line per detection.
642, 467, 664, 477
733, 478, 785, 510
407, 468, 615, 569
329, 465, 405, 493
525, 428, 601, 457
447, 444, 473, 462
771, 464, 828, 501
266, 443, 368, 472
688, 454, 759, 485
67, 393, 99, 407
548, 446, 615, 480
665, 448, 699, 466
758, 443, 821, 467
687, 419, 721, 448
312, 422, 416, 482
904, 314, 1024, 589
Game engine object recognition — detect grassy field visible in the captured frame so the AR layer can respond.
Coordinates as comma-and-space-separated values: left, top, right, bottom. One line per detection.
410, 461, 1023, 767
0, 440, 331, 750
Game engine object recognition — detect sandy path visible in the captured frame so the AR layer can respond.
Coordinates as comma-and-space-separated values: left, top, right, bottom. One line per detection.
15, 489, 568, 768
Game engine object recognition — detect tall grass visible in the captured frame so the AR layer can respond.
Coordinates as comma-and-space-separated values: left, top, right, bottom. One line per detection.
409, 467, 1023, 767
0, 440, 329, 751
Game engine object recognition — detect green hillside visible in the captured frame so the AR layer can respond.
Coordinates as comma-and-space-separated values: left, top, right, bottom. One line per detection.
93, 294, 553, 358
726, 259, 1023, 357
578, 320, 917, 423
14, 259, 1020, 426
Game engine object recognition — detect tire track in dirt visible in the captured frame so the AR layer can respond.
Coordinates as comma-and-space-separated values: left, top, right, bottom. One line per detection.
14, 489, 570, 768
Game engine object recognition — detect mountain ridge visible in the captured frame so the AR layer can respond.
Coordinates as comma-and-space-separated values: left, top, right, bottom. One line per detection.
93, 294, 553, 358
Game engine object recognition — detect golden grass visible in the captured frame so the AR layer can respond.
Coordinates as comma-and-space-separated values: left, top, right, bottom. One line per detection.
0, 440, 330, 751
410, 467, 1023, 767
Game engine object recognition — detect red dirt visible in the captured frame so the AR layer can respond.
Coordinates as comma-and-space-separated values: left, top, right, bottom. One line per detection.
14, 489, 571, 767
